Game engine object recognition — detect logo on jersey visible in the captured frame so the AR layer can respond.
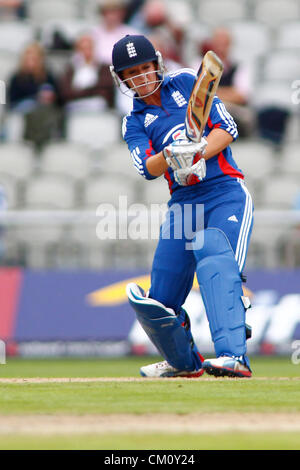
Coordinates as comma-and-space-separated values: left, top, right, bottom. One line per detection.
172, 91, 187, 108
228, 215, 238, 222
144, 113, 158, 128
126, 42, 137, 58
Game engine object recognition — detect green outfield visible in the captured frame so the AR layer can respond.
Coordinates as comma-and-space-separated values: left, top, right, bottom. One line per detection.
0, 356, 299, 450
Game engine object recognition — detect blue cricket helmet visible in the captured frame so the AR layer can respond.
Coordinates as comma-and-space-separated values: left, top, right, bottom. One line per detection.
112, 34, 158, 74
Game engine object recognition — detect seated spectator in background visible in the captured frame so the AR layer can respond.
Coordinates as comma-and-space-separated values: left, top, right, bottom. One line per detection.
256, 106, 290, 147
59, 34, 114, 113
149, 30, 183, 73
8, 42, 62, 150
23, 83, 63, 151
0, 0, 26, 20
130, 0, 185, 65
199, 27, 255, 138
8, 42, 60, 113
123, 0, 145, 25
92, 0, 138, 66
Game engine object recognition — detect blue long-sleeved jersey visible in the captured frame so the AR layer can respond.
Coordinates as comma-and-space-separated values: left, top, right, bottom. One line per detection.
122, 68, 244, 195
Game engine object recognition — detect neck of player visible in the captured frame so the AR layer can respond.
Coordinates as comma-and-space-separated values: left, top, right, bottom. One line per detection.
141, 88, 162, 107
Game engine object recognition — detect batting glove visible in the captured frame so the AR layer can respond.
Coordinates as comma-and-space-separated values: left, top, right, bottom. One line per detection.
162, 137, 207, 170
174, 158, 206, 186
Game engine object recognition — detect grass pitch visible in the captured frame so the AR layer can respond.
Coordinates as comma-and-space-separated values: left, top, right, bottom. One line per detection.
0, 356, 299, 450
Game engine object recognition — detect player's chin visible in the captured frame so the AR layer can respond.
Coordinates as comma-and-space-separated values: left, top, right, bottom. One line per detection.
138, 84, 155, 97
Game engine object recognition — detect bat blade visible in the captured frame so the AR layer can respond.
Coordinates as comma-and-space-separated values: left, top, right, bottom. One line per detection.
185, 50, 224, 143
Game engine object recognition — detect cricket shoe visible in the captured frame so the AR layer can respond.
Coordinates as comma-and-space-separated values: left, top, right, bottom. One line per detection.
202, 355, 252, 378
140, 360, 204, 378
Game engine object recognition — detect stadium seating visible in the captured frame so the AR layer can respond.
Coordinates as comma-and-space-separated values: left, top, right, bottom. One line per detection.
249, 223, 287, 268
263, 51, 300, 82
280, 143, 300, 176
80, 0, 99, 19
232, 140, 275, 180
0, 51, 19, 82
253, 0, 300, 29
0, 22, 35, 54
252, 80, 295, 111
39, 141, 92, 182
3, 112, 25, 142
0, 142, 36, 208
97, 142, 143, 181
82, 174, 136, 209
142, 177, 171, 205
165, 0, 193, 27
229, 20, 271, 62
0, 142, 35, 181
198, 0, 249, 26
0, 175, 19, 209
259, 175, 300, 209
232, 140, 275, 206
24, 174, 76, 210
65, 111, 121, 150
276, 21, 300, 49
27, 0, 80, 24
39, 18, 94, 49
0, 0, 298, 270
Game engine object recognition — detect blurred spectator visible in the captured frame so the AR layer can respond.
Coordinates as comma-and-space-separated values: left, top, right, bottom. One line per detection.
23, 82, 63, 151
59, 34, 114, 113
92, 0, 138, 66
197, 27, 255, 138
256, 106, 290, 147
149, 30, 183, 73
129, 0, 185, 64
124, 0, 145, 24
8, 42, 60, 113
8, 42, 62, 150
0, 0, 27, 20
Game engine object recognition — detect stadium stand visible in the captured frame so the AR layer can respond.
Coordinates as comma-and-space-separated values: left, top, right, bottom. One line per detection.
98, 142, 143, 179
253, 0, 300, 29
39, 18, 94, 50
198, 0, 249, 26
260, 175, 300, 210
0, 142, 36, 207
0, 51, 19, 82
39, 141, 91, 182
65, 111, 121, 150
24, 174, 76, 210
142, 177, 171, 205
228, 20, 271, 63
263, 51, 300, 82
0, 21, 35, 54
280, 143, 300, 177
27, 0, 80, 24
276, 21, 300, 50
2, 112, 25, 142
82, 174, 136, 209
0, 0, 299, 269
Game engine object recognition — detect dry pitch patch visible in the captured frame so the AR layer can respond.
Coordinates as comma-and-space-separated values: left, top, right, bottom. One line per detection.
1, 377, 300, 383
0, 413, 300, 435
0, 377, 299, 435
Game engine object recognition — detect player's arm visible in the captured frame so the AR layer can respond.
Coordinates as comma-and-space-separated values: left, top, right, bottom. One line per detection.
202, 96, 238, 160
203, 128, 233, 160
145, 151, 168, 177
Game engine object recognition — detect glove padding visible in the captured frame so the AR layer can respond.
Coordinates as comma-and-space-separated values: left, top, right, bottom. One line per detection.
174, 158, 206, 186
163, 137, 207, 170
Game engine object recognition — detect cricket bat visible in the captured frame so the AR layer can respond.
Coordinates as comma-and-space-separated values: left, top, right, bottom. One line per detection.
185, 50, 224, 143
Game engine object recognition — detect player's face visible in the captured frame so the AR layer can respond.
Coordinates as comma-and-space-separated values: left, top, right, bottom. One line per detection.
122, 61, 159, 97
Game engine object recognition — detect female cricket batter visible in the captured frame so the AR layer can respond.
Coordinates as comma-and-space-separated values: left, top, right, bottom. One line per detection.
110, 35, 253, 378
